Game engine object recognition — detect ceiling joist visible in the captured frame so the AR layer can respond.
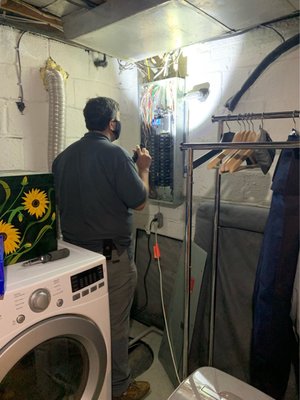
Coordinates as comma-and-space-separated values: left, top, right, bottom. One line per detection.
0, 0, 63, 31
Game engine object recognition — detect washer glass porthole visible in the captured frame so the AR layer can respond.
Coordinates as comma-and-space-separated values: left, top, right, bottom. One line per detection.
0, 337, 89, 399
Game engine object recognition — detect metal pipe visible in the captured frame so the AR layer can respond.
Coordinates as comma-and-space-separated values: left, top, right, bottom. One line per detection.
182, 147, 193, 379
211, 110, 299, 122
208, 120, 223, 366
181, 141, 299, 151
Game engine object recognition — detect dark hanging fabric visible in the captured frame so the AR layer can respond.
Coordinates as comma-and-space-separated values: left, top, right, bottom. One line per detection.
250, 134, 300, 399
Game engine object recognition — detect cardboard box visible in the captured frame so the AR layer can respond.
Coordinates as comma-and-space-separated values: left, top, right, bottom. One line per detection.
0, 172, 57, 266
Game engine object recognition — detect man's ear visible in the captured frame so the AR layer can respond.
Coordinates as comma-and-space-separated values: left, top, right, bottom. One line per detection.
108, 119, 115, 131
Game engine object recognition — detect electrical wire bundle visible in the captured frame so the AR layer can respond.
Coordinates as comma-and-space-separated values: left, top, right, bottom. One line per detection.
118, 48, 182, 82
134, 219, 181, 385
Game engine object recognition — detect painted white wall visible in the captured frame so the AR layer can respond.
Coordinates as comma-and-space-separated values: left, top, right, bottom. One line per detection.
134, 19, 300, 240
0, 25, 139, 172
0, 21, 299, 242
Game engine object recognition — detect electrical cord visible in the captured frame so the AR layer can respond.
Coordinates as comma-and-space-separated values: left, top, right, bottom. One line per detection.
133, 216, 181, 384
133, 218, 156, 316
153, 224, 181, 385
15, 31, 26, 114
262, 24, 285, 43
133, 218, 181, 383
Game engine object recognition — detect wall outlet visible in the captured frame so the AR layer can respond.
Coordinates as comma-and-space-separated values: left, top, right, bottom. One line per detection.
154, 212, 163, 228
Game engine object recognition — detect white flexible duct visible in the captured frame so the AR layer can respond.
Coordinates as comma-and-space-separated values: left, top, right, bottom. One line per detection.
45, 68, 66, 171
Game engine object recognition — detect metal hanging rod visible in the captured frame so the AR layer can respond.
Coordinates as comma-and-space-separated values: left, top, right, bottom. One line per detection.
181, 141, 299, 151
181, 110, 300, 380
211, 110, 299, 122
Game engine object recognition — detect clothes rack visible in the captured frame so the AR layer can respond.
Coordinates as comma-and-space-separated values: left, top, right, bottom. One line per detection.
180, 110, 300, 380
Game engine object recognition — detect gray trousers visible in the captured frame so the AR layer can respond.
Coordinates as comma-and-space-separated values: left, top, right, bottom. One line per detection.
106, 247, 137, 397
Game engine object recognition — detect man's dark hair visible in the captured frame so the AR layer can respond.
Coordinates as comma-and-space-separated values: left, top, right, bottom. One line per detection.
83, 97, 119, 131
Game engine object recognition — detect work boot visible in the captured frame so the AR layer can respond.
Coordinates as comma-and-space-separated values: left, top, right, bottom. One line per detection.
112, 380, 150, 400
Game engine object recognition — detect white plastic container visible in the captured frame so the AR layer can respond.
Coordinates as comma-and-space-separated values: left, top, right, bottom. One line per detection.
167, 367, 274, 400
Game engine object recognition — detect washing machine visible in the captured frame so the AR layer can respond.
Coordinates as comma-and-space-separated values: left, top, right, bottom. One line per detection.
0, 240, 111, 400
167, 366, 274, 400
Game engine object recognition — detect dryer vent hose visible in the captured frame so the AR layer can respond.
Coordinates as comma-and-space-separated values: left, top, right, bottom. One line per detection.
45, 68, 66, 171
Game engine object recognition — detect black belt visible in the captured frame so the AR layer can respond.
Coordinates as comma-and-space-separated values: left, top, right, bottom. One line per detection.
102, 239, 117, 260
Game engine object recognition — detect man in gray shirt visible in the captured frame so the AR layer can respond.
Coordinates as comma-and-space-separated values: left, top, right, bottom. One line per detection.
52, 97, 152, 400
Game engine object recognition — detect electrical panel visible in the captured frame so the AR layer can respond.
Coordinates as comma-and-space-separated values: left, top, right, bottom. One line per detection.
139, 77, 185, 206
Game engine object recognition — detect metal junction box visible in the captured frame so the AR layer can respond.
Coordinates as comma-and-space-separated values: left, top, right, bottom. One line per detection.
140, 77, 185, 206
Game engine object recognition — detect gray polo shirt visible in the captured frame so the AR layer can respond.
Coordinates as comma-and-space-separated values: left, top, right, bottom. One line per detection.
52, 132, 146, 252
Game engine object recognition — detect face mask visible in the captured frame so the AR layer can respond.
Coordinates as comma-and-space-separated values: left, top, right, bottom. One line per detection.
112, 120, 121, 141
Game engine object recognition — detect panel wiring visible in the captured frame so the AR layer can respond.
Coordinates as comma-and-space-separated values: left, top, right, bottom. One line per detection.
117, 48, 183, 82
139, 77, 185, 205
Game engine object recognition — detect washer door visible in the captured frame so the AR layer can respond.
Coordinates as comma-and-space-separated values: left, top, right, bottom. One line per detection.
0, 314, 108, 400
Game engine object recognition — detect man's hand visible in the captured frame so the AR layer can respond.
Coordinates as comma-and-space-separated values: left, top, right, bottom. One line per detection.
134, 145, 152, 172
133, 145, 152, 210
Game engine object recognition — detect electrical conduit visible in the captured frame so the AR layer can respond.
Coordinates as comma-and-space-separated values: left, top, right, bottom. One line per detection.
225, 33, 300, 111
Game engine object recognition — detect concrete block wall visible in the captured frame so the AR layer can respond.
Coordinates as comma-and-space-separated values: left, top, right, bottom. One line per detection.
0, 25, 139, 172
0, 21, 299, 242
135, 19, 300, 240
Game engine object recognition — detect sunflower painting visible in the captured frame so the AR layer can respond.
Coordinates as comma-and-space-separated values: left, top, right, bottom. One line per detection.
0, 173, 57, 266
22, 189, 49, 218
0, 221, 21, 255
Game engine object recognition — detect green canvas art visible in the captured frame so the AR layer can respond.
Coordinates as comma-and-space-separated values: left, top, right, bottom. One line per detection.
0, 173, 57, 266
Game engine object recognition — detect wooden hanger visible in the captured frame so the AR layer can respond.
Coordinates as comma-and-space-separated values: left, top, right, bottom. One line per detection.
226, 130, 259, 173
207, 129, 246, 169
219, 129, 252, 173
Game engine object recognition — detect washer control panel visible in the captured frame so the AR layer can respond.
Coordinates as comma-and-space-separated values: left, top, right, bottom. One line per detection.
70, 264, 104, 302
0, 254, 107, 340
71, 264, 103, 293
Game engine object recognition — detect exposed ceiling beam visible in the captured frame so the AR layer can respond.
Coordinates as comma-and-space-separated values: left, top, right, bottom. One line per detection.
0, 0, 63, 31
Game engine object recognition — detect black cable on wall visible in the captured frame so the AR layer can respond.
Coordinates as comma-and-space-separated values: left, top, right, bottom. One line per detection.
225, 33, 300, 112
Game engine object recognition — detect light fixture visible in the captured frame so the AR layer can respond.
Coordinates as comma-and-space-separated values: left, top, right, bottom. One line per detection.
184, 82, 210, 102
